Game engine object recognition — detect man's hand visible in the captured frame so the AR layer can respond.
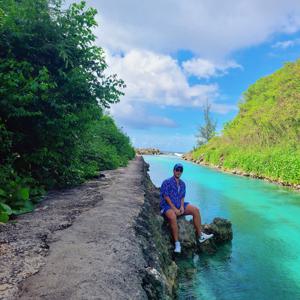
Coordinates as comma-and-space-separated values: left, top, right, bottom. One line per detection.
172, 207, 181, 216
179, 205, 184, 215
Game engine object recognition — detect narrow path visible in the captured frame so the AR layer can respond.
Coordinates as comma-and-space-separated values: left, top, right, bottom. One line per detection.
17, 156, 147, 299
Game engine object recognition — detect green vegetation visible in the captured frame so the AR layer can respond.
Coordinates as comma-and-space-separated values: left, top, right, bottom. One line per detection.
195, 101, 217, 147
191, 60, 300, 186
0, 0, 135, 222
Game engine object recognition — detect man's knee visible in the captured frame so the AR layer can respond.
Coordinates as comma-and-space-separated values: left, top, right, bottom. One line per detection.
192, 207, 201, 218
165, 210, 177, 222
189, 205, 200, 216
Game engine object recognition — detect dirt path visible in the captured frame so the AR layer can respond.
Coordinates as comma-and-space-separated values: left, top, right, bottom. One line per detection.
1, 156, 148, 300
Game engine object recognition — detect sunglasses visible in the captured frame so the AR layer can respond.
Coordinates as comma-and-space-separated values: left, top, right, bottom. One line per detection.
175, 168, 183, 172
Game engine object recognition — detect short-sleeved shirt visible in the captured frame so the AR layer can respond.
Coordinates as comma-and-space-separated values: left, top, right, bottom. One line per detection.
160, 176, 186, 210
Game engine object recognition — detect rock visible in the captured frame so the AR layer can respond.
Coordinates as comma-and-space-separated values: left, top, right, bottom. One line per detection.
203, 217, 233, 243
92, 173, 106, 179
0, 284, 13, 292
163, 216, 232, 254
177, 218, 197, 249
142, 267, 166, 299
142, 263, 177, 300
182, 152, 193, 161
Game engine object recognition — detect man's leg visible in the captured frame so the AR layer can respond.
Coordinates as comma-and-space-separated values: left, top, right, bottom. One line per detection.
183, 204, 202, 237
165, 209, 179, 242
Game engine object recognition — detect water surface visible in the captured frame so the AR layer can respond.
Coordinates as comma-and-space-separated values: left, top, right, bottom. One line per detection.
143, 154, 300, 300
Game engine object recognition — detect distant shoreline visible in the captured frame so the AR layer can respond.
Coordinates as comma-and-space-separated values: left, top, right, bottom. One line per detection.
139, 151, 300, 192
182, 153, 300, 192
136, 149, 184, 156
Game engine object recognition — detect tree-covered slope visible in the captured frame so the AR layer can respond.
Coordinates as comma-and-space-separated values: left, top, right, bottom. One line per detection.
191, 60, 300, 186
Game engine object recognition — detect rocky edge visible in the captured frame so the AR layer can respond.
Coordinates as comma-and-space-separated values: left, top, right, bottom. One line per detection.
136, 158, 233, 299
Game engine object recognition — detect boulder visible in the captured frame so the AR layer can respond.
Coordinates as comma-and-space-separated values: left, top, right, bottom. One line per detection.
162, 216, 233, 255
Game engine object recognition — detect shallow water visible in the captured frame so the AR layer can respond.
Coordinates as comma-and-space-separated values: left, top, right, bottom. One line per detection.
143, 154, 300, 300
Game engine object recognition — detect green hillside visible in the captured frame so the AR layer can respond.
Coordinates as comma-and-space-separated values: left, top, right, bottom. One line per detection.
190, 60, 300, 186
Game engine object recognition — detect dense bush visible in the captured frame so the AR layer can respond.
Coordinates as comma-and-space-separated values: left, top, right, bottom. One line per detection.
0, 0, 135, 222
191, 60, 300, 186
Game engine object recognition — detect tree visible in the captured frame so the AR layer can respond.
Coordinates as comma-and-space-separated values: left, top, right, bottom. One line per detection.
0, 0, 134, 221
196, 101, 217, 147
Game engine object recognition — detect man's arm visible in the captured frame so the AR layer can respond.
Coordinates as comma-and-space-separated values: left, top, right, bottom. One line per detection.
179, 197, 184, 214
179, 181, 186, 214
164, 195, 180, 215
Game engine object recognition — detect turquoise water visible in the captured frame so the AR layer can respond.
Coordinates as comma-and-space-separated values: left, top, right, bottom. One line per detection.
143, 154, 300, 300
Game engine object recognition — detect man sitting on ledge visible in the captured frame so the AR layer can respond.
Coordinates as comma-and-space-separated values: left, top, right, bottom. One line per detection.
160, 163, 213, 253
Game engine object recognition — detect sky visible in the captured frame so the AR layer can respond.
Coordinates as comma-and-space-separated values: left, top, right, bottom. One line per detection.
69, 0, 300, 152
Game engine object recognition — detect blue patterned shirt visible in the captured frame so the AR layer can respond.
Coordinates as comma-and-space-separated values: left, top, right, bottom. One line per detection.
160, 176, 186, 209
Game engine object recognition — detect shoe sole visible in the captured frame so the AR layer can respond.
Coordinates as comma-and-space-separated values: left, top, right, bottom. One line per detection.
199, 235, 213, 243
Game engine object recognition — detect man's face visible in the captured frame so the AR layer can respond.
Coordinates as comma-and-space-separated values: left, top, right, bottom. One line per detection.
173, 167, 183, 178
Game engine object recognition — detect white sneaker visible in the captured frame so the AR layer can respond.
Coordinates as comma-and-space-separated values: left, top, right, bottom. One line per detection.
174, 241, 181, 253
198, 232, 214, 243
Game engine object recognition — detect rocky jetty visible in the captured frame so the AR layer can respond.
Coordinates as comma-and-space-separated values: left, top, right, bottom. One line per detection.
136, 158, 233, 299
135, 148, 161, 155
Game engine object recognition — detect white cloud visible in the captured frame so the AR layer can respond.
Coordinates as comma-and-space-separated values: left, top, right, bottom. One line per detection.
91, 0, 300, 58
104, 49, 235, 128
183, 58, 242, 79
106, 49, 220, 107
272, 38, 300, 49
108, 101, 177, 129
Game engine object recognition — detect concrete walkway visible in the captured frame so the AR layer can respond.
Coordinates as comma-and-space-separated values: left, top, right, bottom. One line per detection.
18, 157, 147, 300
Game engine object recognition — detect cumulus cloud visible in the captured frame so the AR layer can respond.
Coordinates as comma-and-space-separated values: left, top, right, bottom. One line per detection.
92, 0, 300, 58
272, 38, 300, 49
104, 49, 236, 128
106, 49, 219, 107
183, 58, 242, 79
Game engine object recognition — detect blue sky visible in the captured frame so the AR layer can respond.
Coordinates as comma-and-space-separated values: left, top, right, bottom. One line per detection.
70, 0, 300, 152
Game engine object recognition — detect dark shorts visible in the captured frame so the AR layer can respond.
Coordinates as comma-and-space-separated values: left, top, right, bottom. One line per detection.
160, 202, 190, 215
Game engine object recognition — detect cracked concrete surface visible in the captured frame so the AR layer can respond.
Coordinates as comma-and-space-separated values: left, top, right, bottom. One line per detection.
0, 156, 148, 300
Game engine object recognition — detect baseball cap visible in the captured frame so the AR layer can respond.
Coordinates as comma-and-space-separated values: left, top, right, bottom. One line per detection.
173, 163, 183, 171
